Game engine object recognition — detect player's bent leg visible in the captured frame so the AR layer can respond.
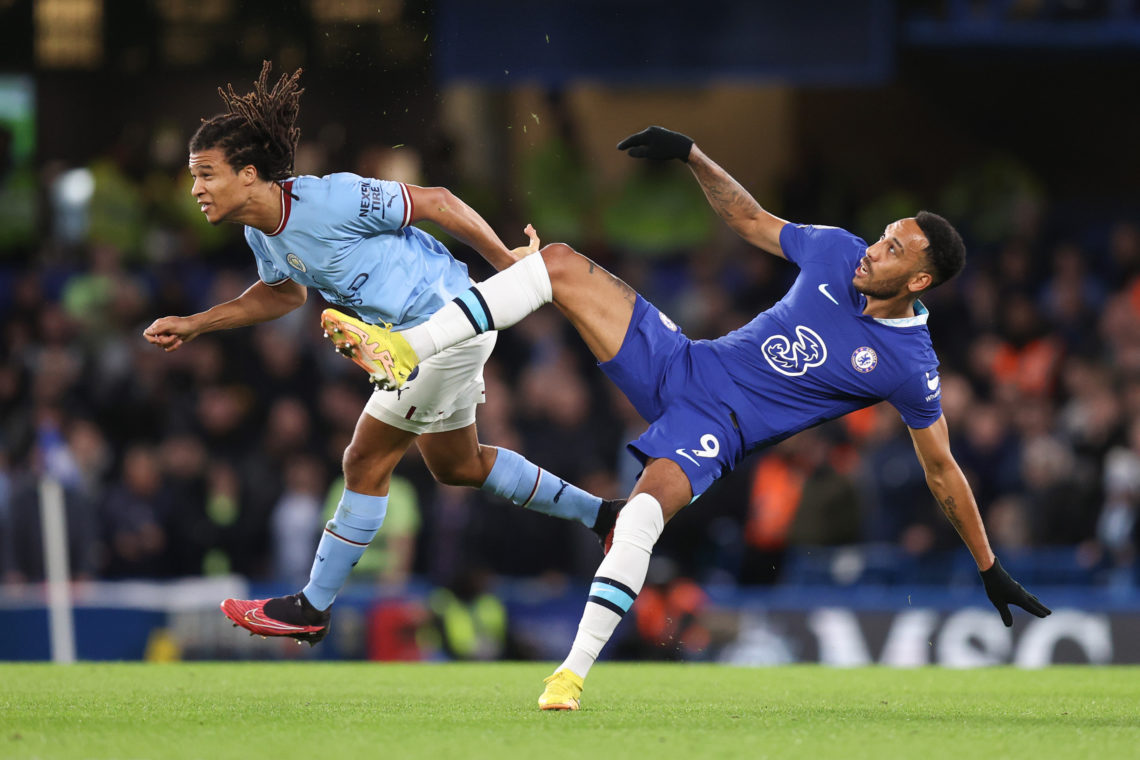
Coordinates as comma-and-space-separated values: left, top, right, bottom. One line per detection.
396, 242, 636, 366
540, 242, 638, 363
400, 252, 553, 361
417, 426, 624, 540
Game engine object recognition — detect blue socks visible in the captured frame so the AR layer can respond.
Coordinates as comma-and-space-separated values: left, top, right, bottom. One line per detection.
302, 489, 387, 611
482, 447, 600, 528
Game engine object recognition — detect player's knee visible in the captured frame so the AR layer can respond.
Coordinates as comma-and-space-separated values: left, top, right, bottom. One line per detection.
612, 494, 666, 553
342, 442, 393, 489
428, 458, 485, 488
539, 242, 580, 283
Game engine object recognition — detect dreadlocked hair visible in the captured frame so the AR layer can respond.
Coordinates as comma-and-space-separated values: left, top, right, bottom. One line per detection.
189, 61, 304, 183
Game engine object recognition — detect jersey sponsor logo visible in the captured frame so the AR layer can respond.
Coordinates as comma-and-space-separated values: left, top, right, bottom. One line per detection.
817, 283, 839, 305
762, 325, 827, 377
286, 253, 307, 272
851, 346, 878, 373
358, 180, 399, 219
924, 370, 942, 402
659, 312, 678, 331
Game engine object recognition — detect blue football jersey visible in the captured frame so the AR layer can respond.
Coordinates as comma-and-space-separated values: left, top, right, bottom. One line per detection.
243, 173, 474, 329
702, 223, 943, 452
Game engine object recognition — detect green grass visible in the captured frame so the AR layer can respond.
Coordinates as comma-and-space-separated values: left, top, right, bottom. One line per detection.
1, 663, 1137, 760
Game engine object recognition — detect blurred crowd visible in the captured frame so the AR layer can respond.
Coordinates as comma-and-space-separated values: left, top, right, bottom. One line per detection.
2, 115, 1140, 596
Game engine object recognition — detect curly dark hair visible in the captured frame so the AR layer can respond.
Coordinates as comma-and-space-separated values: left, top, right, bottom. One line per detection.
189, 61, 304, 183
915, 210, 966, 289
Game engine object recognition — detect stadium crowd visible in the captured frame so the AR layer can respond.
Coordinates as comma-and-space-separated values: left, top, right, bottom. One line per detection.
2, 124, 1139, 594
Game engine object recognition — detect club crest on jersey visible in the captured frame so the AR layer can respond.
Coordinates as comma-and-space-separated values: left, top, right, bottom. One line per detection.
659, 312, 678, 331
286, 253, 307, 272
851, 346, 878, 373
762, 325, 827, 377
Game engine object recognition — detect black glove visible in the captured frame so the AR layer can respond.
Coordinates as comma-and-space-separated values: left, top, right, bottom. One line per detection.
980, 557, 1051, 627
616, 126, 694, 162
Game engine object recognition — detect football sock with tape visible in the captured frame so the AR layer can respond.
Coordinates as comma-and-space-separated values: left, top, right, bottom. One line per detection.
481, 447, 601, 527
301, 489, 387, 611
402, 253, 553, 360
558, 493, 665, 679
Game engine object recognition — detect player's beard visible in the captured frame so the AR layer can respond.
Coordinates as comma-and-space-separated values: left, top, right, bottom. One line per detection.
853, 272, 912, 300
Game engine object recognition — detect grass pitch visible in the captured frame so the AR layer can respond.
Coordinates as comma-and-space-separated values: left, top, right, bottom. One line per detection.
2, 663, 1137, 760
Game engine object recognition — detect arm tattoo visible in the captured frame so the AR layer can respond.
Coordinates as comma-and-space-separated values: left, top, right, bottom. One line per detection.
693, 159, 761, 222
938, 495, 964, 534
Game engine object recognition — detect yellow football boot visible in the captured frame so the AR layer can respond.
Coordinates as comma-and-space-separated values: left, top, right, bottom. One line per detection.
320, 308, 419, 390
537, 669, 583, 711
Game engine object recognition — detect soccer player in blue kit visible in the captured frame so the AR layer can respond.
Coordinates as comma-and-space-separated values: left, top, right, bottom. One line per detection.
142, 63, 621, 644
355, 126, 1052, 709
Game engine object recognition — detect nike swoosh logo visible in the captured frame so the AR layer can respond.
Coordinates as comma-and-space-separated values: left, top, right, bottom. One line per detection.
243, 608, 313, 632
676, 448, 702, 466
818, 283, 839, 305
926, 372, 940, 390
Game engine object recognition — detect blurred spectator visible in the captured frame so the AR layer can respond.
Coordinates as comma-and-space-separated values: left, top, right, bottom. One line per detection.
100, 444, 168, 578
1095, 417, 1140, 572
270, 454, 327, 587
424, 569, 508, 661
1020, 434, 1099, 546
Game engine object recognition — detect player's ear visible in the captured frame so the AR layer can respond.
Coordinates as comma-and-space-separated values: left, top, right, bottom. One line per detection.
910, 270, 933, 293
239, 164, 259, 184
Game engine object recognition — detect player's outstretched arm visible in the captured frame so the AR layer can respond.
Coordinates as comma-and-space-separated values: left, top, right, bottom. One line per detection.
908, 416, 1051, 626
406, 185, 520, 272
143, 279, 306, 352
617, 126, 789, 258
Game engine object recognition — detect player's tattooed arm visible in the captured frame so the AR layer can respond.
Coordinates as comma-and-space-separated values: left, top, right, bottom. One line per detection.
909, 417, 997, 570
686, 145, 790, 259
936, 495, 965, 534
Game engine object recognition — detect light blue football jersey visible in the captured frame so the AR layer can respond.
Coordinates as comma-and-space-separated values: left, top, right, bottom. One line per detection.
702, 223, 944, 452
243, 173, 474, 329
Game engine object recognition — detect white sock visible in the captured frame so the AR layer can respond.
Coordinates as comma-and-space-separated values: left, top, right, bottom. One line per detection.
558, 493, 665, 679
401, 253, 553, 360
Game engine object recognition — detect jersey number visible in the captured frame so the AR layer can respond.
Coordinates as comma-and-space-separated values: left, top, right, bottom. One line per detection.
675, 434, 720, 467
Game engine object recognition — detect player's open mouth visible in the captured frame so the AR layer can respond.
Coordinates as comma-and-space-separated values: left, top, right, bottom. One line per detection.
199, 203, 211, 213
856, 258, 870, 276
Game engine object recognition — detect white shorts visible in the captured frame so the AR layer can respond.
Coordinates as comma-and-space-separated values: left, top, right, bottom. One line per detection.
363, 330, 497, 434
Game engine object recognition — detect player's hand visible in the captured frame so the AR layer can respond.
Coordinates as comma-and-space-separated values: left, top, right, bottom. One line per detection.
143, 316, 201, 353
617, 126, 695, 162
509, 223, 540, 259
980, 557, 1051, 626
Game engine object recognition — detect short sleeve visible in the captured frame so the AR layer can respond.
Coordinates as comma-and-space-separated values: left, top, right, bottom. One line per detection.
244, 228, 290, 285
334, 174, 413, 236
889, 367, 944, 430
779, 223, 866, 268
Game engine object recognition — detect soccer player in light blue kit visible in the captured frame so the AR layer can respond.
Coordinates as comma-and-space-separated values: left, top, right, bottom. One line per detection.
143, 63, 621, 644
354, 126, 1053, 709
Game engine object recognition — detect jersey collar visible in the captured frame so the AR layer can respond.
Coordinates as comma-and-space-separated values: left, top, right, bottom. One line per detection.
267, 180, 295, 237
873, 299, 929, 327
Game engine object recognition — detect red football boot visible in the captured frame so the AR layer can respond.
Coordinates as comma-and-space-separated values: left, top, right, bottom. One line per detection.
220, 592, 331, 646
